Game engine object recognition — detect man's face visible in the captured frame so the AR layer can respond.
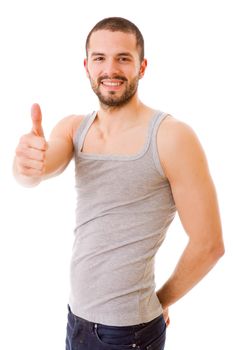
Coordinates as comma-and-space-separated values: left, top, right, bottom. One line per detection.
84, 30, 147, 108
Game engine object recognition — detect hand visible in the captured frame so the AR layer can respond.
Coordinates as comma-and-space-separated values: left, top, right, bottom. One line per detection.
15, 103, 48, 178
162, 308, 170, 327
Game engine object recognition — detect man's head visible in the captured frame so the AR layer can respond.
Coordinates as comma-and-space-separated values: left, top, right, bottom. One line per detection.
84, 17, 147, 109
85, 17, 145, 63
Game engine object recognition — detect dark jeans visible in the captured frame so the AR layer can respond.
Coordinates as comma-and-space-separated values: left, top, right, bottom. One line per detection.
65, 304, 166, 350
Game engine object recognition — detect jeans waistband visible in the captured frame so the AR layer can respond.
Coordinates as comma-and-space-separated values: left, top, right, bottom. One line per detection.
67, 304, 163, 334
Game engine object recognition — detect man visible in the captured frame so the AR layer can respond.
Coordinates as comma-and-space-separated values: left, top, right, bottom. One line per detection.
13, 17, 224, 350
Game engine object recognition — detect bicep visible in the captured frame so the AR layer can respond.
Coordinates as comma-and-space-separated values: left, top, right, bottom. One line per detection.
158, 119, 223, 247
44, 115, 75, 177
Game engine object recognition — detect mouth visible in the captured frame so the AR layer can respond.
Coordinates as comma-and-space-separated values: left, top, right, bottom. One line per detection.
100, 79, 125, 90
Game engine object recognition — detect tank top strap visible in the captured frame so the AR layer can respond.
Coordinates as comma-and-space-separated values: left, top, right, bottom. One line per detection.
150, 111, 170, 177
148, 110, 166, 138
73, 111, 97, 152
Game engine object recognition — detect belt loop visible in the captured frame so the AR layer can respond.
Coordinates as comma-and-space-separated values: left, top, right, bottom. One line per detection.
92, 322, 97, 334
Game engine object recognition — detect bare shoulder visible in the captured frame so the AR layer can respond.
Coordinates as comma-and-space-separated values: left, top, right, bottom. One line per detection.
49, 114, 85, 142
158, 114, 200, 144
157, 114, 208, 181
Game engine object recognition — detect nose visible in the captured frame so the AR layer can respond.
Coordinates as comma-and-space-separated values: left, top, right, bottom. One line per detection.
103, 58, 120, 77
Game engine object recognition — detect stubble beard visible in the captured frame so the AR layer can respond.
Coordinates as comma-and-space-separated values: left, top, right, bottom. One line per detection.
89, 74, 140, 110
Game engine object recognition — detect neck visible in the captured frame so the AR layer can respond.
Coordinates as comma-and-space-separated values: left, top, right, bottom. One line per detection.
96, 95, 148, 134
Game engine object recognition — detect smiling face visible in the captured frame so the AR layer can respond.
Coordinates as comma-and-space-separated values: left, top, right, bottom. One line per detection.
84, 30, 147, 108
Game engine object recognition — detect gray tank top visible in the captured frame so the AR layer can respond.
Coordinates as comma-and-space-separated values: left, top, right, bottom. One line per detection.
69, 109, 176, 326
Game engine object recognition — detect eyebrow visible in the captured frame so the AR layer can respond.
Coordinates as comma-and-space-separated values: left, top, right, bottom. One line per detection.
90, 52, 134, 58
117, 52, 134, 58
91, 52, 105, 57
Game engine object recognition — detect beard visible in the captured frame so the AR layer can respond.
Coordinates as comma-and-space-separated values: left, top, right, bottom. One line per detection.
89, 73, 140, 108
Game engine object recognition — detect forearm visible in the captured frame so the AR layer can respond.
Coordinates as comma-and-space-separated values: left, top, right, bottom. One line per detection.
41, 140, 73, 180
156, 240, 224, 309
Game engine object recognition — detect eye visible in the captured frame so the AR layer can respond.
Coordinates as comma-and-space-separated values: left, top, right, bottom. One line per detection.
94, 57, 104, 61
119, 57, 130, 62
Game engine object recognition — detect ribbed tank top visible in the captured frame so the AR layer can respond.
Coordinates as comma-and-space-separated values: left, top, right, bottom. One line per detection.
69, 109, 177, 326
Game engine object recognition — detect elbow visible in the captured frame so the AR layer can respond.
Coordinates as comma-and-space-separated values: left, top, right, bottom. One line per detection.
215, 243, 225, 259
209, 241, 225, 263
191, 238, 225, 264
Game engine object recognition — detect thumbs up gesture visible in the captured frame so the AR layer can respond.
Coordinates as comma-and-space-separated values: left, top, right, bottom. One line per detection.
15, 103, 48, 181
31, 103, 45, 138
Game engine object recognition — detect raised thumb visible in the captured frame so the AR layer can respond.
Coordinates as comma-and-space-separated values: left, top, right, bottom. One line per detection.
31, 103, 44, 137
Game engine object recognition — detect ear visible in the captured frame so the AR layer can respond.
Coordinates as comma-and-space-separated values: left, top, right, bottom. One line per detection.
84, 58, 90, 78
139, 58, 147, 79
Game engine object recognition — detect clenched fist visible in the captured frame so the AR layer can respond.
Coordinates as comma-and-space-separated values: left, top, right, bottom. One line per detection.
14, 103, 48, 181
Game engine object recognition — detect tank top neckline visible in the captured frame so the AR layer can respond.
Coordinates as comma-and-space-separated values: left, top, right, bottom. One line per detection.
78, 109, 162, 161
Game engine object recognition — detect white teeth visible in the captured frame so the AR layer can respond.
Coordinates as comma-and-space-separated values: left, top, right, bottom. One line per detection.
102, 81, 122, 86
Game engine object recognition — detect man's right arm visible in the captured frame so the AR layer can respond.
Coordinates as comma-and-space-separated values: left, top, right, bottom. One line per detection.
13, 103, 82, 187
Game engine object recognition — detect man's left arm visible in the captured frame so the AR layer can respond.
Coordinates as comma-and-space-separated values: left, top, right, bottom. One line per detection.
156, 116, 225, 312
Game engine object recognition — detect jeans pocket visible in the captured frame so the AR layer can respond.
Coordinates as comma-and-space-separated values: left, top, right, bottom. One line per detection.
136, 315, 166, 350
94, 324, 136, 349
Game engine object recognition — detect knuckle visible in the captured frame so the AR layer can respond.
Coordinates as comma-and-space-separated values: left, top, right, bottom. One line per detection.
35, 137, 46, 150
41, 167, 45, 175
15, 148, 21, 157
41, 139, 47, 150
18, 166, 27, 176
38, 162, 43, 170
35, 160, 44, 170
42, 150, 46, 160
16, 145, 27, 157
16, 143, 23, 153
19, 135, 25, 144
19, 134, 29, 144
17, 158, 25, 167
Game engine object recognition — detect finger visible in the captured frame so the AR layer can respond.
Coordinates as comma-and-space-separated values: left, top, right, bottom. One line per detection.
20, 134, 47, 150
16, 145, 45, 161
17, 165, 44, 177
17, 157, 44, 171
31, 103, 45, 137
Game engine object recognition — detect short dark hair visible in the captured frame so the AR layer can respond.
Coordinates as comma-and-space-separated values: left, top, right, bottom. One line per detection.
85, 17, 144, 62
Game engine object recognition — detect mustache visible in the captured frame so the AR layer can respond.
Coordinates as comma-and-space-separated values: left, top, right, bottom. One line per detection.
97, 75, 128, 84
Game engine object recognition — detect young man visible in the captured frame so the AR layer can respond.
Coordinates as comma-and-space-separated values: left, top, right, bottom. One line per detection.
13, 17, 224, 350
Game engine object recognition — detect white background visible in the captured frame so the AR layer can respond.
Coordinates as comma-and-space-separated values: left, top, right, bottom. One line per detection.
0, 0, 232, 349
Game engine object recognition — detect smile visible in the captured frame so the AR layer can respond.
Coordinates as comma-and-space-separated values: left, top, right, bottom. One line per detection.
101, 80, 124, 87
